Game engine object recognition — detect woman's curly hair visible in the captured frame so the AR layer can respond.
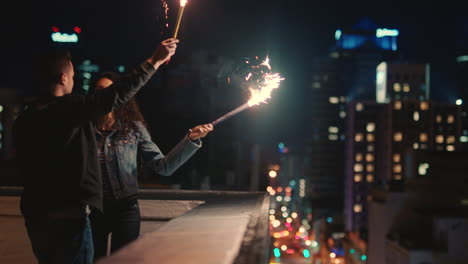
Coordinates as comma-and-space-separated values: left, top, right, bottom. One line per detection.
89, 71, 147, 134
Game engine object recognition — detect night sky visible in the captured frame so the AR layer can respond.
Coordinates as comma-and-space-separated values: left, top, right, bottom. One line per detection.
2, 1, 467, 144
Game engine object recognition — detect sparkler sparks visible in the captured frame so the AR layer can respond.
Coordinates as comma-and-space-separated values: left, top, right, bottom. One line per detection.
161, 0, 169, 29
211, 56, 284, 126
156, 0, 169, 35
247, 71, 284, 106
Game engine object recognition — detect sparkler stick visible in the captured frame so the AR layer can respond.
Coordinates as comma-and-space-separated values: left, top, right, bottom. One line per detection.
211, 103, 250, 126
166, 0, 188, 65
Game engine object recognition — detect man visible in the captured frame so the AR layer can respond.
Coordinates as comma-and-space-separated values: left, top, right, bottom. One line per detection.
13, 38, 179, 264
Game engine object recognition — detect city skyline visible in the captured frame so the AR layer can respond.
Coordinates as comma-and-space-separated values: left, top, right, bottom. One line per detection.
2, 2, 467, 143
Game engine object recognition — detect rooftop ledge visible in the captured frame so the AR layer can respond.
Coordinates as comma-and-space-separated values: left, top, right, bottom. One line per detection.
0, 187, 271, 264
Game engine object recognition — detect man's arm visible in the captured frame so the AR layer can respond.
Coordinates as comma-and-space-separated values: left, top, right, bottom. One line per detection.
71, 38, 179, 122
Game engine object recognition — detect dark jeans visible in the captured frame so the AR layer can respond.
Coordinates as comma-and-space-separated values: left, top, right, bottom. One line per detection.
25, 215, 94, 264
90, 199, 140, 261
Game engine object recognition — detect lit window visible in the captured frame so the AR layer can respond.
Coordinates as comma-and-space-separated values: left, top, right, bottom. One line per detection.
312, 82, 321, 89
354, 174, 362, 182
461, 136, 468, 143
420, 101, 429, 110
456, 99, 463, 105
366, 134, 375, 142
394, 132, 403, 142
367, 145, 375, 152
419, 133, 428, 142
328, 126, 339, 133
447, 145, 455, 151
354, 164, 363, 172
366, 174, 374, 182
394, 101, 402, 110
329, 97, 339, 104
339, 111, 347, 118
0, 105, 3, 112
353, 204, 363, 213
393, 83, 401, 92
355, 133, 364, 142
328, 134, 338, 141
365, 154, 374, 162
413, 111, 420, 121
436, 115, 442, 123
403, 83, 410, 92
340, 96, 346, 103
413, 142, 419, 149
447, 115, 455, 124
435, 135, 444, 144
393, 164, 402, 173
366, 123, 375, 132
366, 164, 374, 172
394, 174, 402, 180
447, 136, 456, 144
356, 103, 364, 112
355, 153, 363, 162
418, 163, 429, 175
393, 153, 401, 163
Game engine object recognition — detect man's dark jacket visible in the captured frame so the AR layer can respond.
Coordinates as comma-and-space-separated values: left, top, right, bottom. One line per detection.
13, 62, 156, 218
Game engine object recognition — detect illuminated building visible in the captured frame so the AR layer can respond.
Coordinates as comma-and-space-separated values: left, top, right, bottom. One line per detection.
345, 61, 462, 238
368, 151, 468, 264
455, 52, 468, 151
376, 62, 430, 103
344, 101, 387, 236
306, 17, 400, 226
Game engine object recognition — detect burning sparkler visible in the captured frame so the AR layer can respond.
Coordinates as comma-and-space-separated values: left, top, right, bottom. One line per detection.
165, 0, 188, 65
173, 0, 188, 38
211, 56, 284, 126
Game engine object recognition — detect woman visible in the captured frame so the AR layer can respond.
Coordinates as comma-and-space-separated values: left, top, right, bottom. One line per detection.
89, 72, 213, 260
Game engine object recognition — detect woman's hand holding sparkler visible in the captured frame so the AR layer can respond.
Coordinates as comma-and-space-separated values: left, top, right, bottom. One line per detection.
147, 38, 179, 70
188, 124, 214, 140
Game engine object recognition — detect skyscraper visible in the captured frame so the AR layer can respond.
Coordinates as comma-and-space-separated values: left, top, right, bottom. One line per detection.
306, 17, 400, 223
345, 61, 462, 238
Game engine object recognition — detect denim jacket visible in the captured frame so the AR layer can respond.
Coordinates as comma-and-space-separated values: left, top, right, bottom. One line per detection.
98, 121, 201, 200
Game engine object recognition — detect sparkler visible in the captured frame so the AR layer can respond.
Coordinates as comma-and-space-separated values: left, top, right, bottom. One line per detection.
211, 56, 284, 126
166, 0, 188, 65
